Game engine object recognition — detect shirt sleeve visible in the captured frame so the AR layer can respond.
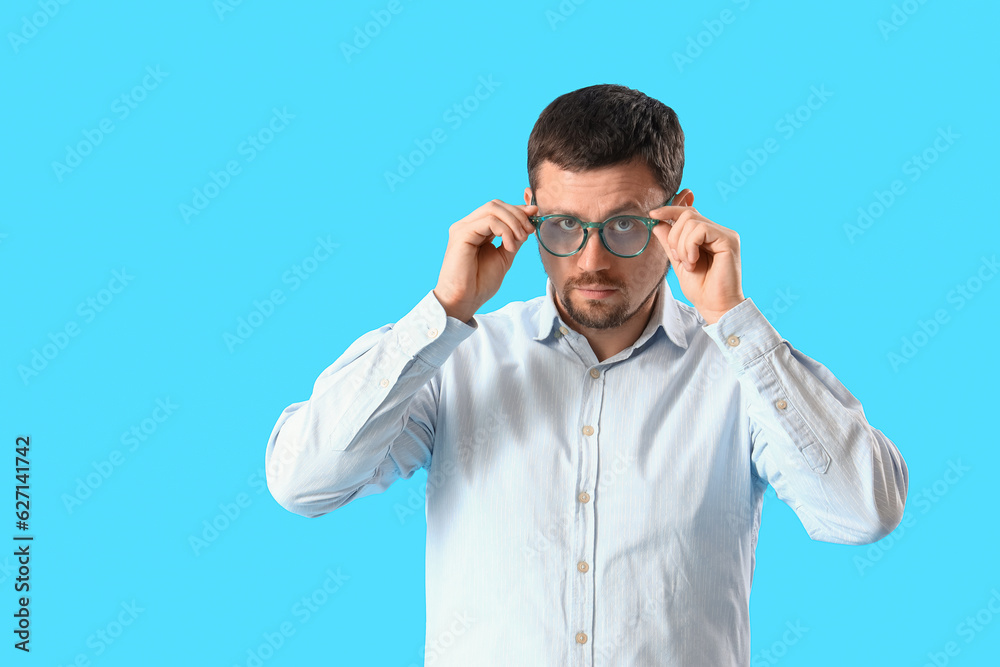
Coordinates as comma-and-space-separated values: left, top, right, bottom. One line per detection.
702, 298, 908, 545
265, 290, 477, 518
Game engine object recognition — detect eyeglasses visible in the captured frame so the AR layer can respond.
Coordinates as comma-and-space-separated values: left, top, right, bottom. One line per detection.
528, 191, 675, 258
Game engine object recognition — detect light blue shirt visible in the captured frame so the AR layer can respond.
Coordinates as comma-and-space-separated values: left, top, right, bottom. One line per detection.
265, 277, 908, 666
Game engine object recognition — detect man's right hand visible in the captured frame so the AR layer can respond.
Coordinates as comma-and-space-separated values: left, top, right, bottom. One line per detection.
433, 199, 538, 323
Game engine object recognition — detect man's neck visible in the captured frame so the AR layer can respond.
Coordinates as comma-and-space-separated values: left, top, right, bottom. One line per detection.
556, 287, 660, 363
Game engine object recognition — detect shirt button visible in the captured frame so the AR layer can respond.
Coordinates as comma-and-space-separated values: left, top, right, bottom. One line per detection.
589, 368, 600, 379
576, 632, 588, 644
427, 328, 438, 338
577, 561, 589, 573
578, 491, 590, 503
776, 399, 788, 410
379, 378, 389, 388
581, 425, 594, 436
726, 334, 741, 347
559, 326, 569, 336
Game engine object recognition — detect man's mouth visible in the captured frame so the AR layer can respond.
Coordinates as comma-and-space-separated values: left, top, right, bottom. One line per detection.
575, 286, 619, 299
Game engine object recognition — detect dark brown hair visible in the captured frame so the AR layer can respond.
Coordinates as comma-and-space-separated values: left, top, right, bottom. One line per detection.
527, 84, 684, 201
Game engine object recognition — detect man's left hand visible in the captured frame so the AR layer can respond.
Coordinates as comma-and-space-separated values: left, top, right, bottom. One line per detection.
648, 204, 746, 325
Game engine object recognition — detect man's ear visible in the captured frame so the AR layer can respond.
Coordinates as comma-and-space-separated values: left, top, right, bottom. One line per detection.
672, 188, 694, 207
524, 187, 533, 206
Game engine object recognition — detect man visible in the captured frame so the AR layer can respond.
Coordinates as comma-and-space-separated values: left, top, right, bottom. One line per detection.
265, 83, 908, 665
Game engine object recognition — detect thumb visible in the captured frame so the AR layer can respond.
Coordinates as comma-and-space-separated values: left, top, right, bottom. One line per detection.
650, 222, 671, 250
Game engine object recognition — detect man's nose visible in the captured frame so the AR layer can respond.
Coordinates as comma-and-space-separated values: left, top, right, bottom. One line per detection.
576, 231, 613, 272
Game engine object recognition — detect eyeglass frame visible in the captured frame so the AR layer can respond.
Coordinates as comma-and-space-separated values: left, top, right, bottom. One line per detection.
528, 190, 677, 258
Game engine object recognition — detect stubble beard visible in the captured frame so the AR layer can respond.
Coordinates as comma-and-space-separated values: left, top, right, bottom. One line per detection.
558, 261, 670, 330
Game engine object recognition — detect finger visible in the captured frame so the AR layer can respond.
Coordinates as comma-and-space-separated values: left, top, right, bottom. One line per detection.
517, 204, 538, 235
665, 211, 692, 256
487, 199, 537, 237
484, 201, 529, 241
677, 221, 705, 269
654, 206, 701, 256
650, 219, 672, 253
666, 244, 684, 273
480, 208, 527, 245
484, 215, 524, 253
687, 222, 724, 269
466, 211, 523, 251
648, 204, 691, 225
494, 237, 523, 271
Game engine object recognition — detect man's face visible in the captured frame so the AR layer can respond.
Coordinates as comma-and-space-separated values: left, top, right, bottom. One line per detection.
529, 159, 670, 331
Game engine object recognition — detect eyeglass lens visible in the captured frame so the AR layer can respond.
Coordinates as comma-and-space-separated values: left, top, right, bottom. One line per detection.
537, 216, 649, 256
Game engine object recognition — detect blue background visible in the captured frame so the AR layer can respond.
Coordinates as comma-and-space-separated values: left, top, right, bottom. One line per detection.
3, 0, 998, 665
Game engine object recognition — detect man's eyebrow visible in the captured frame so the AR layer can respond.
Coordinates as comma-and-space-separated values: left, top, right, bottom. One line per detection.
549, 200, 650, 218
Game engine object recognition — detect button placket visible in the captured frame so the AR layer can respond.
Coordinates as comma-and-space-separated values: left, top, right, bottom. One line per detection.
573, 358, 601, 658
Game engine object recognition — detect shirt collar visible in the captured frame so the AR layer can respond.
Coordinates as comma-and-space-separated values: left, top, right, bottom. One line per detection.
533, 277, 690, 350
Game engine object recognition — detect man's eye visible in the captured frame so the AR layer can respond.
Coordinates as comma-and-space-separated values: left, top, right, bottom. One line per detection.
554, 218, 579, 231
611, 218, 637, 231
